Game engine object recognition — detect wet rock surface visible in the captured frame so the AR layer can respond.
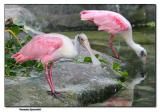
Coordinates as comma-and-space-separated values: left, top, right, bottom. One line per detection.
89, 73, 146, 107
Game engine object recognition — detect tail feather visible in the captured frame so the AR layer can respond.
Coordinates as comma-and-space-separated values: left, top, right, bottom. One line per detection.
11, 53, 30, 63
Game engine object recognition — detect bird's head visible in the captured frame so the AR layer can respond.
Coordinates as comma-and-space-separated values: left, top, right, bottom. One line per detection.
135, 44, 147, 64
77, 33, 89, 47
77, 33, 101, 66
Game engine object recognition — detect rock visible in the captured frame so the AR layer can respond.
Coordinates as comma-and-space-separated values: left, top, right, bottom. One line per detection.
4, 5, 42, 40
5, 47, 122, 106
5, 5, 37, 27
89, 72, 146, 107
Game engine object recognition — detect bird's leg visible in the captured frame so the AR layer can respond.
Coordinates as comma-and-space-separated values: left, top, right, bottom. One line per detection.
48, 62, 55, 92
45, 64, 56, 95
108, 34, 120, 59
48, 62, 62, 97
47, 62, 65, 99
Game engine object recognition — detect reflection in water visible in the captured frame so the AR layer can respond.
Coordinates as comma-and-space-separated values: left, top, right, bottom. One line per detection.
91, 30, 156, 106
90, 72, 147, 107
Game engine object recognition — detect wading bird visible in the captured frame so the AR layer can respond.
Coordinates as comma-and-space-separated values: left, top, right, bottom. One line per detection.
80, 10, 147, 64
12, 33, 100, 97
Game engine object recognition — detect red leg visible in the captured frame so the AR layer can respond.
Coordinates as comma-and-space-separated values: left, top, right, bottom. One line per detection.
46, 63, 64, 98
48, 63, 62, 95
45, 64, 55, 94
108, 34, 120, 59
48, 63, 58, 93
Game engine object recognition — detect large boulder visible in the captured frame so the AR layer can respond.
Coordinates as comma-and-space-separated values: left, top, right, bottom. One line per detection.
5, 5, 37, 27
89, 73, 146, 107
5, 48, 122, 106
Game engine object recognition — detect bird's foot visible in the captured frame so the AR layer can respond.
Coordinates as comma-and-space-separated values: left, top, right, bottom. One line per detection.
113, 55, 120, 60
112, 56, 128, 66
47, 91, 66, 99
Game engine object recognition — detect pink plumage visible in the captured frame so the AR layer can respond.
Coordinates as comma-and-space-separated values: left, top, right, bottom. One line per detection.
80, 10, 131, 34
12, 34, 63, 64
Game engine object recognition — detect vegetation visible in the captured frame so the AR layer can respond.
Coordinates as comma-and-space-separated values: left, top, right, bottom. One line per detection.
5, 19, 43, 77
83, 54, 109, 64
82, 54, 128, 78
112, 62, 128, 77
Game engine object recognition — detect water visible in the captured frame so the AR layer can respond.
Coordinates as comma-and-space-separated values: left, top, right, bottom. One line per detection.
90, 27, 156, 106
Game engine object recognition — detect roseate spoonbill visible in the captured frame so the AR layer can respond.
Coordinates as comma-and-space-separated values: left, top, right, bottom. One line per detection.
12, 33, 100, 97
80, 10, 147, 64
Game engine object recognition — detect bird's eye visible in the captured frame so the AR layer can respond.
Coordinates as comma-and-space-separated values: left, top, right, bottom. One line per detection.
140, 51, 146, 57
81, 38, 84, 41
79, 37, 84, 41
78, 35, 85, 42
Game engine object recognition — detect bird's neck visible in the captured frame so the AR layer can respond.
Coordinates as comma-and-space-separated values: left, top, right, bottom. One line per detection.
73, 37, 80, 54
122, 29, 141, 54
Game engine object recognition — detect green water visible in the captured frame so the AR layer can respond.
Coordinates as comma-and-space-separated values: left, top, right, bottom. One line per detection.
60, 27, 156, 107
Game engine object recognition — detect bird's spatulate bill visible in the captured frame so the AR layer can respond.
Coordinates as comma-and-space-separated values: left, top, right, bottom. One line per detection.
82, 40, 101, 66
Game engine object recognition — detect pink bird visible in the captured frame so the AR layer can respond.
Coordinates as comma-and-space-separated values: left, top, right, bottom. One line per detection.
12, 33, 100, 97
80, 10, 147, 63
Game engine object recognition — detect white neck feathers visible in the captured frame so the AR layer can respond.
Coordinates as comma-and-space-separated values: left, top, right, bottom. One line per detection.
73, 36, 80, 54
122, 29, 143, 55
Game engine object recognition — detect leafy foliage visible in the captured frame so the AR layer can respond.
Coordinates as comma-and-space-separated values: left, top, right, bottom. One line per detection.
84, 57, 92, 63
8, 24, 23, 36
83, 54, 109, 64
83, 54, 128, 78
5, 21, 43, 77
112, 62, 128, 77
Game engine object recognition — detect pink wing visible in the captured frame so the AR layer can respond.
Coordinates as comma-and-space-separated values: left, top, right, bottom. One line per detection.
12, 34, 63, 63
80, 10, 130, 34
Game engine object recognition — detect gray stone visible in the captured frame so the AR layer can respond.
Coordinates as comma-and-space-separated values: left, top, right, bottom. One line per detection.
5, 48, 122, 107
89, 73, 146, 106
5, 5, 37, 27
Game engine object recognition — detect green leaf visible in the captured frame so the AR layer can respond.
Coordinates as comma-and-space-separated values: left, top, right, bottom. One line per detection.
95, 54, 100, 58
120, 71, 128, 77
99, 58, 108, 64
112, 62, 128, 78
35, 62, 43, 71
20, 35, 32, 45
112, 62, 121, 71
84, 57, 92, 62
9, 25, 22, 36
